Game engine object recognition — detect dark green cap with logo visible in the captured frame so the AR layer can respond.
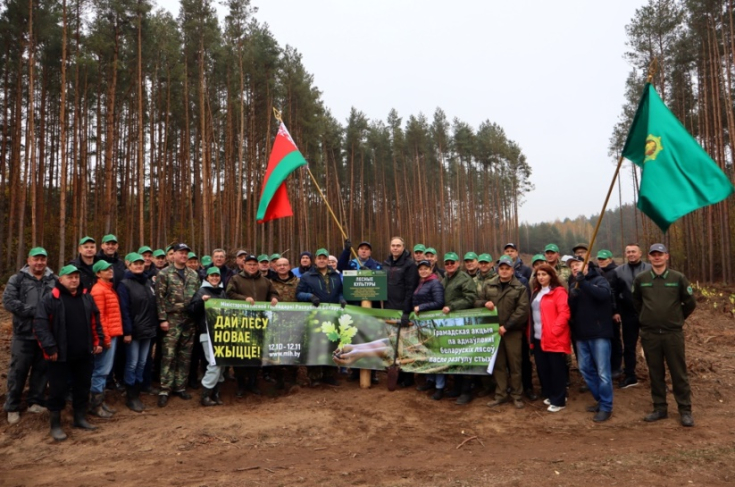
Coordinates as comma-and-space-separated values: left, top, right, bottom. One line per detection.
206, 266, 221, 276
201, 255, 212, 267
93, 260, 113, 273
153, 249, 165, 258
478, 253, 492, 263
28, 247, 48, 257
463, 252, 478, 261
596, 249, 613, 259
59, 264, 80, 277
125, 252, 144, 263
544, 243, 559, 253
424, 247, 437, 256
532, 254, 546, 264
138, 246, 153, 254
257, 254, 269, 262
413, 244, 426, 252
315, 248, 329, 258
101, 234, 118, 244
79, 236, 95, 246
443, 252, 459, 262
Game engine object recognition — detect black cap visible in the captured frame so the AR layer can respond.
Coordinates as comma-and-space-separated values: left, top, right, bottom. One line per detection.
417, 259, 431, 268
172, 243, 191, 252
244, 254, 258, 262
357, 241, 372, 250
649, 243, 668, 254
503, 243, 517, 250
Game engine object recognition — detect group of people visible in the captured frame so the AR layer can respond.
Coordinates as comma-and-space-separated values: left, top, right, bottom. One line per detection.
3, 234, 697, 441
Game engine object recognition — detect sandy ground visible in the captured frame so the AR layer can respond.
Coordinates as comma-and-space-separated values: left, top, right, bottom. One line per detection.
1, 288, 735, 486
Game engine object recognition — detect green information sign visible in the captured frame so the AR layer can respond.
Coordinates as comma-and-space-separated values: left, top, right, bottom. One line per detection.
342, 270, 387, 301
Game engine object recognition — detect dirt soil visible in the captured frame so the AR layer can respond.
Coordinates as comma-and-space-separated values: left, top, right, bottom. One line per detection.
2, 287, 735, 487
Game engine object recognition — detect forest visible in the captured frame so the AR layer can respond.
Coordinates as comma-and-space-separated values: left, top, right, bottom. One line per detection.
0, 0, 532, 279
1, 0, 734, 284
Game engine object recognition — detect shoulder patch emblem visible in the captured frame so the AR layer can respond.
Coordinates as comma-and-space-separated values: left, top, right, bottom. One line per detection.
687, 285, 693, 295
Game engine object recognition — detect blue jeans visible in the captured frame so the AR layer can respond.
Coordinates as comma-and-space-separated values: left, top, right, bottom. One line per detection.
125, 339, 152, 386
576, 338, 613, 412
91, 336, 118, 394
426, 374, 446, 389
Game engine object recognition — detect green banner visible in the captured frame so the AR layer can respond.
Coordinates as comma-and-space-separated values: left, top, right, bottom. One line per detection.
342, 270, 387, 301
204, 300, 500, 374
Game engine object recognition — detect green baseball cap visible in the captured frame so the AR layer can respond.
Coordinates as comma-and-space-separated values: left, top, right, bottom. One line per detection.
270, 253, 281, 261
187, 252, 198, 260
478, 253, 493, 263
165, 245, 173, 253
59, 264, 80, 277
315, 248, 329, 258
424, 247, 437, 255
597, 249, 613, 259
201, 255, 212, 266
497, 255, 514, 267
79, 236, 95, 245
532, 254, 547, 264
124, 252, 144, 263
206, 266, 221, 276
101, 234, 118, 244
257, 254, 270, 262
138, 246, 153, 254
463, 252, 478, 261
153, 249, 165, 258
443, 252, 459, 262
544, 243, 559, 253
93, 260, 113, 273
28, 247, 48, 257
413, 244, 426, 252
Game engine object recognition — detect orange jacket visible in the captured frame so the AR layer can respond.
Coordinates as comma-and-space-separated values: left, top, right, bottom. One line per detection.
91, 280, 123, 346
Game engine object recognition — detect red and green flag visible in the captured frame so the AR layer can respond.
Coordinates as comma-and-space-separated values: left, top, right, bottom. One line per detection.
256, 122, 308, 223
622, 83, 734, 232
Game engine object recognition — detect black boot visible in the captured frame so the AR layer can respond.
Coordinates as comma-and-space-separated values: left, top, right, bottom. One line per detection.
73, 409, 97, 430
89, 393, 113, 418
201, 387, 216, 407
49, 411, 67, 441
126, 384, 144, 413
101, 391, 117, 414
212, 384, 224, 405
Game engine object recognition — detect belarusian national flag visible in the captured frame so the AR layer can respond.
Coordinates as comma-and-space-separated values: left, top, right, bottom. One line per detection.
622, 83, 734, 232
256, 122, 307, 223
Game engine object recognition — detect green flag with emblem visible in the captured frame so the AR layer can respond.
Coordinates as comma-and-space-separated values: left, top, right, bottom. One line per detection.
621, 83, 734, 232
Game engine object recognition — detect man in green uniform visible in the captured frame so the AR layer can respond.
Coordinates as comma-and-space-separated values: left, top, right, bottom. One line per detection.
544, 243, 571, 288
463, 252, 479, 278
155, 243, 200, 407
474, 253, 496, 294
632, 243, 696, 427
413, 244, 426, 262
441, 252, 478, 405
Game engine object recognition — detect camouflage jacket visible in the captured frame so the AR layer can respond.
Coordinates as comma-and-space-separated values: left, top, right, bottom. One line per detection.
473, 269, 497, 295
271, 272, 300, 303
555, 262, 571, 290
155, 265, 199, 323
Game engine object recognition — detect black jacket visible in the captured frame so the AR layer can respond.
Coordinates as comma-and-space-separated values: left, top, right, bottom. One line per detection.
513, 258, 532, 282
612, 260, 652, 315
3, 266, 56, 340
118, 271, 158, 340
69, 254, 98, 293
296, 267, 344, 304
33, 283, 104, 361
383, 250, 418, 314
412, 275, 445, 312
599, 261, 619, 314
187, 282, 228, 335
95, 250, 127, 289
568, 266, 614, 341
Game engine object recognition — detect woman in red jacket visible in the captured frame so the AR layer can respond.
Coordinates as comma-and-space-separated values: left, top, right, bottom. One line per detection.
530, 264, 571, 412
89, 260, 123, 417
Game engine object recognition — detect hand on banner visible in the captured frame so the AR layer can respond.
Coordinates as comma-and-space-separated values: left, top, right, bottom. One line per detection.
485, 301, 495, 311
339, 299, 347, 308
202, 295, 210, 302
270, 297, 279, 306
246, 297, 255, 305
442, 306, 451, 314
311, 295, 320, 307
413, 306, 420, 314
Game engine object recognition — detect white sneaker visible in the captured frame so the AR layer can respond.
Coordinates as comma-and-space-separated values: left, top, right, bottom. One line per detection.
543, 398, 551, 406
7, 412, 20, 424
547, 404, 566, 413
28, 404, 47, 414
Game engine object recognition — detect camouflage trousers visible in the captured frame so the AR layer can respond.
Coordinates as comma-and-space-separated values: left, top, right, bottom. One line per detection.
160, 321, 195, 394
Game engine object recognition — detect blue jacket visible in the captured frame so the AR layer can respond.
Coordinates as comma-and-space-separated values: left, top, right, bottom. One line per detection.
296, 268, 344, 304
412, 275, 445, 312
337, 247, 383, 272
568, 265, 614, 341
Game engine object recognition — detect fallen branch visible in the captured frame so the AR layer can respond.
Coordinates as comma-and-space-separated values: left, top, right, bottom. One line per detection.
456, 435, 478, 449
265, 468, 276, 473
234, 466, 259, 472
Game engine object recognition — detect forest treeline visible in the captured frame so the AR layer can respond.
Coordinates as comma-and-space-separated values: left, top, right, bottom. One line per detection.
0, 0, 532, 279
608, 0, 735, 283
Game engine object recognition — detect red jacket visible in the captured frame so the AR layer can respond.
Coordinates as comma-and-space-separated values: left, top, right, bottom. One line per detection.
91, 280, 123, 346
529, 286, 571, 354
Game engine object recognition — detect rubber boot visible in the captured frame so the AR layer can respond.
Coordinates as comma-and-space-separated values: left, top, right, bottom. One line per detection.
132, 383, 146, 411
89, 393, 113, 418
101, 391, 117, 414
72, 409, 97, 430
126, 384, 144, 413
212, 384, 224, 405
200, 387, 216, 407
49, 411, 67, 441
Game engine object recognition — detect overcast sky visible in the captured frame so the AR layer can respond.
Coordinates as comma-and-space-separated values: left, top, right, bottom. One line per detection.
159, 0, 647, 224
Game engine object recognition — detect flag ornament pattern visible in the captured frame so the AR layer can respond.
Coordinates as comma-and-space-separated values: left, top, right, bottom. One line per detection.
256, 122, 308, 223
622, 83, 734, 232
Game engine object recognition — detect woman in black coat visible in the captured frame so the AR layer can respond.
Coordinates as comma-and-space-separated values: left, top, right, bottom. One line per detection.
412, 260, 446, 400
